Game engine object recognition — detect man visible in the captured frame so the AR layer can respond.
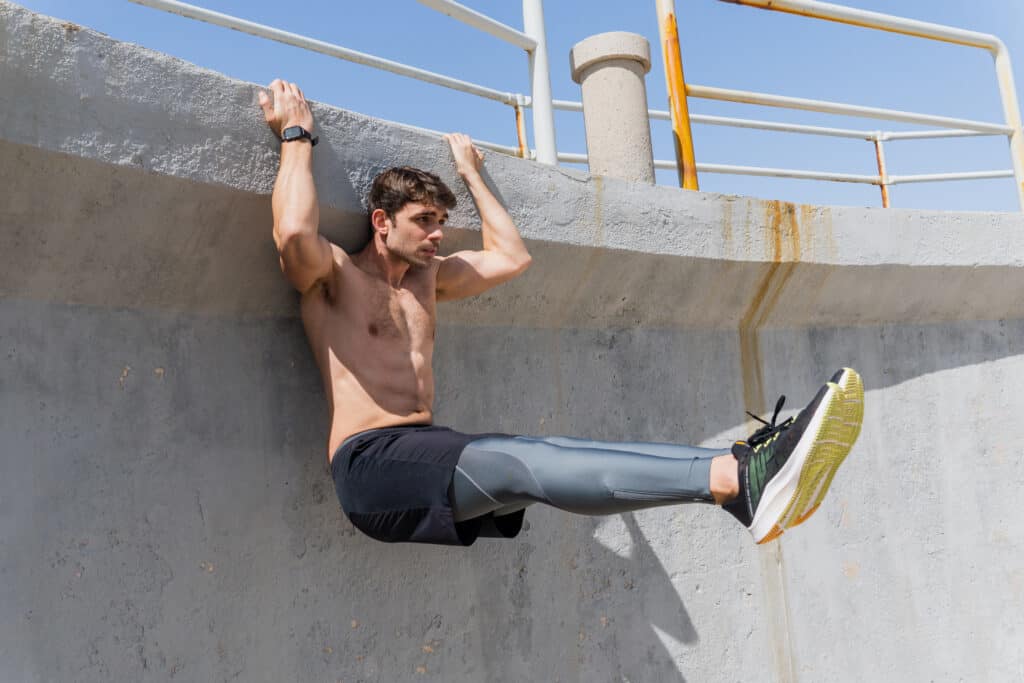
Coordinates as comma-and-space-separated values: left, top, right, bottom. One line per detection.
258, 80, 864, 547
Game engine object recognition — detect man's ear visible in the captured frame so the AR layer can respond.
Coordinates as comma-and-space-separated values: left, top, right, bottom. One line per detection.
370, 208, 390, 235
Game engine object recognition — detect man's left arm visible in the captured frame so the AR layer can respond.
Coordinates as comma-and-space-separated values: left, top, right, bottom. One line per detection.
436, 133, 532, 302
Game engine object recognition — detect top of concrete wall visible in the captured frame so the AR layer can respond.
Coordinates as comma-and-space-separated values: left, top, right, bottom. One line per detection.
4, 0, 1024, 329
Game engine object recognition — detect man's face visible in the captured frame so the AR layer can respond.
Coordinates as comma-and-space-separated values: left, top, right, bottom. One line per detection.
380, 202, 447, 267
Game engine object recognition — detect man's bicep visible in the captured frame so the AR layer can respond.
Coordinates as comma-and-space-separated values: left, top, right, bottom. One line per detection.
278, 233, 336, 293
436, 249, 525, 301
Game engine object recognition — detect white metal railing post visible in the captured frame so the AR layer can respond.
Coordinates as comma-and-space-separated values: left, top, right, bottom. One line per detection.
992, 40, 1024, 210
522, 0, 557, 164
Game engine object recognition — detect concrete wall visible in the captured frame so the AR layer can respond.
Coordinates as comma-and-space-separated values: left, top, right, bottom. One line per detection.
3, 2, 1024, 681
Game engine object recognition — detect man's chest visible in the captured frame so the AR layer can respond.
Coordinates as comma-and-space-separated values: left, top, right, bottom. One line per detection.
320, 264, 435, 343
362, 285, 434, 342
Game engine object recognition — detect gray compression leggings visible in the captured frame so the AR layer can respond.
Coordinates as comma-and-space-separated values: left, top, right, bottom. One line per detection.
448, 435, 726, 523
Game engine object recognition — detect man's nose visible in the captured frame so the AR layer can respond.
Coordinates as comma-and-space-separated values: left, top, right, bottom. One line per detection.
428, 227, 443, 242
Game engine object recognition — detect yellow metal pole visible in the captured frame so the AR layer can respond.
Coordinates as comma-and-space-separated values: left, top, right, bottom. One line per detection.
514, 102, 529, 158
873, 137, 890, 207
656, 0, 699, 190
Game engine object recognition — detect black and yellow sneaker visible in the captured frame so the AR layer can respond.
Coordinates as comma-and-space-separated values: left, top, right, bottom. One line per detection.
723, 368, 864, 544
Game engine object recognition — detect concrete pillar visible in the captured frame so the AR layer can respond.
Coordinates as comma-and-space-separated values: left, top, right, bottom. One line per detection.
570, 32, 655, 183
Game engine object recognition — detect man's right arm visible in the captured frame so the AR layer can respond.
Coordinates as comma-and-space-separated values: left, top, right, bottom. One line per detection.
259, 79, 334, 294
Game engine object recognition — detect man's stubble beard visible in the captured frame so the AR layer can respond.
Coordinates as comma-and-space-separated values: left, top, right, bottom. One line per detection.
385, 232, 429, 268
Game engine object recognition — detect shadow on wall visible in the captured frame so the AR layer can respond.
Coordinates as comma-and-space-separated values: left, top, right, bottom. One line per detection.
5, 306, 1023, 679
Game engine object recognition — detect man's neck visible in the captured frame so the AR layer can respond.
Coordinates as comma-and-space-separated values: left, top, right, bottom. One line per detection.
354, 237, 411, 288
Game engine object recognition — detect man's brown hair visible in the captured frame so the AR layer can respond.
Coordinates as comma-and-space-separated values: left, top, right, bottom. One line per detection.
368, 166, 456, 219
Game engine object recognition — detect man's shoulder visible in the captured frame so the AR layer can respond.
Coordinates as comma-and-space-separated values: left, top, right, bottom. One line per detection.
328, 241, 352, 264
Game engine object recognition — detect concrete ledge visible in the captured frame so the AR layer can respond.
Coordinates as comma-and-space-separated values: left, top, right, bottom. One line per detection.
5, 134, 1024, 331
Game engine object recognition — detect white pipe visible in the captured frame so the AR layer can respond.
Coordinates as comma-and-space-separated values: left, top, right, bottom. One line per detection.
686, 84, 1012, 135
416, 0, 536, 51
888, 170, 1014, 185
685, 116, 998, 142
126, 0, 522, 105
552, 99, 584, 112
564, 151, 1014, 187
559, 98, 999, 141
523, 0, 557, 165
688, 163, 879, 184
560, 150, 880, 183
882, 130, 994, 141
557, 96, 1009, 138
683, 113, 873, 139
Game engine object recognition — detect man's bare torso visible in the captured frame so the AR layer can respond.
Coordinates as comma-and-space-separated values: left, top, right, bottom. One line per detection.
259, 81, 528, 459
303, 245, 439, 459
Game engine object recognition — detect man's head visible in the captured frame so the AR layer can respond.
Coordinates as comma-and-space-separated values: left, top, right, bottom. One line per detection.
368, 167, 457, 267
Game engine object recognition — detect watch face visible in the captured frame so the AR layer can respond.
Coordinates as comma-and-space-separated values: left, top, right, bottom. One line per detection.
282, 126, 303, 141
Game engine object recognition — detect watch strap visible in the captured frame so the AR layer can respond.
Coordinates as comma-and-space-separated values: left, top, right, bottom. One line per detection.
281, 125, 319, 147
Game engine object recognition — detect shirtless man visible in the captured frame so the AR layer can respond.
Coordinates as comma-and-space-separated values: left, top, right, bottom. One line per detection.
259, 79, 864, 546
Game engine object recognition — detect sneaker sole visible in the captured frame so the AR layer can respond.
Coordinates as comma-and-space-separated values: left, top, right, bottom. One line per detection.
750, 368, 864, 544
786, 368, 864, 529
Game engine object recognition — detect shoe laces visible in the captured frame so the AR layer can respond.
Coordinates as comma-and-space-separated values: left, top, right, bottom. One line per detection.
745, 395, 793, 447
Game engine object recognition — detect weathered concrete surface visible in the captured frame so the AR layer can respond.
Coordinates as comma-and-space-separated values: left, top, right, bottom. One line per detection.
2, 2, 1024, 681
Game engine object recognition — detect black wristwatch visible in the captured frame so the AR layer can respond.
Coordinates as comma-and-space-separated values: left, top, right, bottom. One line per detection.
281, 125, 319, 147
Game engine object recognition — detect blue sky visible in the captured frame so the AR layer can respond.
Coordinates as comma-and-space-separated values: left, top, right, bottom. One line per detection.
16, 0, 1024, 212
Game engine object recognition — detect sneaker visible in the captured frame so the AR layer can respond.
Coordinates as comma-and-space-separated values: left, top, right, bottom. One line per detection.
723, 368, 864, 544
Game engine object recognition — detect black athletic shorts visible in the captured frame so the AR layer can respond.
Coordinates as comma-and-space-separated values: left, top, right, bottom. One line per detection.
331, 424, 526, 546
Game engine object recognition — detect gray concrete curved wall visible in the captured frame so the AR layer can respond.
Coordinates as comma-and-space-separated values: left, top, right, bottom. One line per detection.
3, 2, 1024, 681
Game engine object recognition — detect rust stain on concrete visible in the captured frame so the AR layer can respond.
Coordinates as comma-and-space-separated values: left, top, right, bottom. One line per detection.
739, 199, 801, 683
721, 199, 734, 256
798, 203, 836, 260
738, 200, 800, 417
739, 261, 781, 415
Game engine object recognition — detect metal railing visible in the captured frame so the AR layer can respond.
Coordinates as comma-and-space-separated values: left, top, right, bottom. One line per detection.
127, 0, 1022, 210
552, 88, 1016, 200
644, 0, 1024, 209
126, 0, 558, 163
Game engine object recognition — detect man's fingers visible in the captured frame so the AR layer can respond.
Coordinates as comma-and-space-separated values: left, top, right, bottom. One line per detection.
258, 90, 274, 121
446, 132, 473, 147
